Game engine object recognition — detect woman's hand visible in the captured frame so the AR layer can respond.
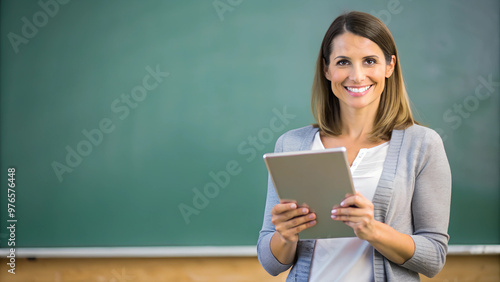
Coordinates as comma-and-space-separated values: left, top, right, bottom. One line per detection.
271, 201, 317, 243
331, 192, 415, 264
269, 201, 316, 264
330, 192, 376, 241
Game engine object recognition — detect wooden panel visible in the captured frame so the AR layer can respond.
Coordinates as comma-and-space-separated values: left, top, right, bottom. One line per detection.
0, 257, 287, 282
0, 255, 498, 281
421, 255, 500, 282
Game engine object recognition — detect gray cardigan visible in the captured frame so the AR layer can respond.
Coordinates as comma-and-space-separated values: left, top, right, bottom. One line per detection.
257, 125, 452, 281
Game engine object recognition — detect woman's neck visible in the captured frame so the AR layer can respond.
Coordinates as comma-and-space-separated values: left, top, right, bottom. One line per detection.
338, 105, 378, 142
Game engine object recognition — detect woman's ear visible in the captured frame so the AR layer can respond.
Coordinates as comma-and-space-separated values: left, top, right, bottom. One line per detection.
323, 59, 332, 81
385, 55, 396, 78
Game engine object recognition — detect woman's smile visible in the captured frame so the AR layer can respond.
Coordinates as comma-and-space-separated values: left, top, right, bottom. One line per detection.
344, 85, 373, 97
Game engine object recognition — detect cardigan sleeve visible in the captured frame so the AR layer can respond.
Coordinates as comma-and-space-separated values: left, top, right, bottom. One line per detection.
256, 134, 294, 276
400, 129, 452, 278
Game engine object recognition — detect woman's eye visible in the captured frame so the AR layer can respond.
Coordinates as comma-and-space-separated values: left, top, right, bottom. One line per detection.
336, 60, 349, 66
365, 58, 376, 65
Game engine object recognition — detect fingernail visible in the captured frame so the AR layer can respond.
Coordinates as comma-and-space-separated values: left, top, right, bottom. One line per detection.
290, 203, 297, 209
308, 214, 315, 219
340, 201, 345, 207
302, 208, 308, 213
331, 209, 337, 214
331, 215, 337, 219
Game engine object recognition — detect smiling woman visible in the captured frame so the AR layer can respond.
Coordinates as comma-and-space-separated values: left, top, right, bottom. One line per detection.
312, 11, 415, 143
325, 32, 395, 129
257, 11, 451, 282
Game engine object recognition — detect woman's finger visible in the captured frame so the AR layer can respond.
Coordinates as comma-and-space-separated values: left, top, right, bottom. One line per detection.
340, 192, 371, 208
284, 212, 316, 229
275, 213, 317, 241
271, 202, 297, 215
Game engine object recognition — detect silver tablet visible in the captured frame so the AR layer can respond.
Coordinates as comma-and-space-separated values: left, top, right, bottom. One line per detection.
263, 147, 356, 239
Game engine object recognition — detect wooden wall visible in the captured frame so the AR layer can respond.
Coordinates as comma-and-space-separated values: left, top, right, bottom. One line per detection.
0, 255, 499, 281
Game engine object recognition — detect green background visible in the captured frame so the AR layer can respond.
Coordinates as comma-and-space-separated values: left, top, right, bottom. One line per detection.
1, 0, 498, 248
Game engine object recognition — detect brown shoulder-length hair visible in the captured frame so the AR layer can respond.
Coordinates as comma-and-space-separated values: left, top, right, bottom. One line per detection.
311, 11, 415, 141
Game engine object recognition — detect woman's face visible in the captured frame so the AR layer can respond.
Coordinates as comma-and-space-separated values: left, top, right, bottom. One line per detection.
325, 32, 395, 113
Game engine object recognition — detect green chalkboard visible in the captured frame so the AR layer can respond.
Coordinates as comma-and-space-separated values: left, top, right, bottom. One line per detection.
1, 0, 499, 248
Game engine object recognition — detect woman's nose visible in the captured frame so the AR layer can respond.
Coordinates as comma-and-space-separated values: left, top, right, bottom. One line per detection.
349, 64, 366, 83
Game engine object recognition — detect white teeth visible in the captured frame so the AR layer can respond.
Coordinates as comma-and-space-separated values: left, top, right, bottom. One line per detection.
346, 85, 371, 93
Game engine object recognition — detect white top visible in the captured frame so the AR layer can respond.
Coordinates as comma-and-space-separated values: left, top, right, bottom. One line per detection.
309, 132, 389, 282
